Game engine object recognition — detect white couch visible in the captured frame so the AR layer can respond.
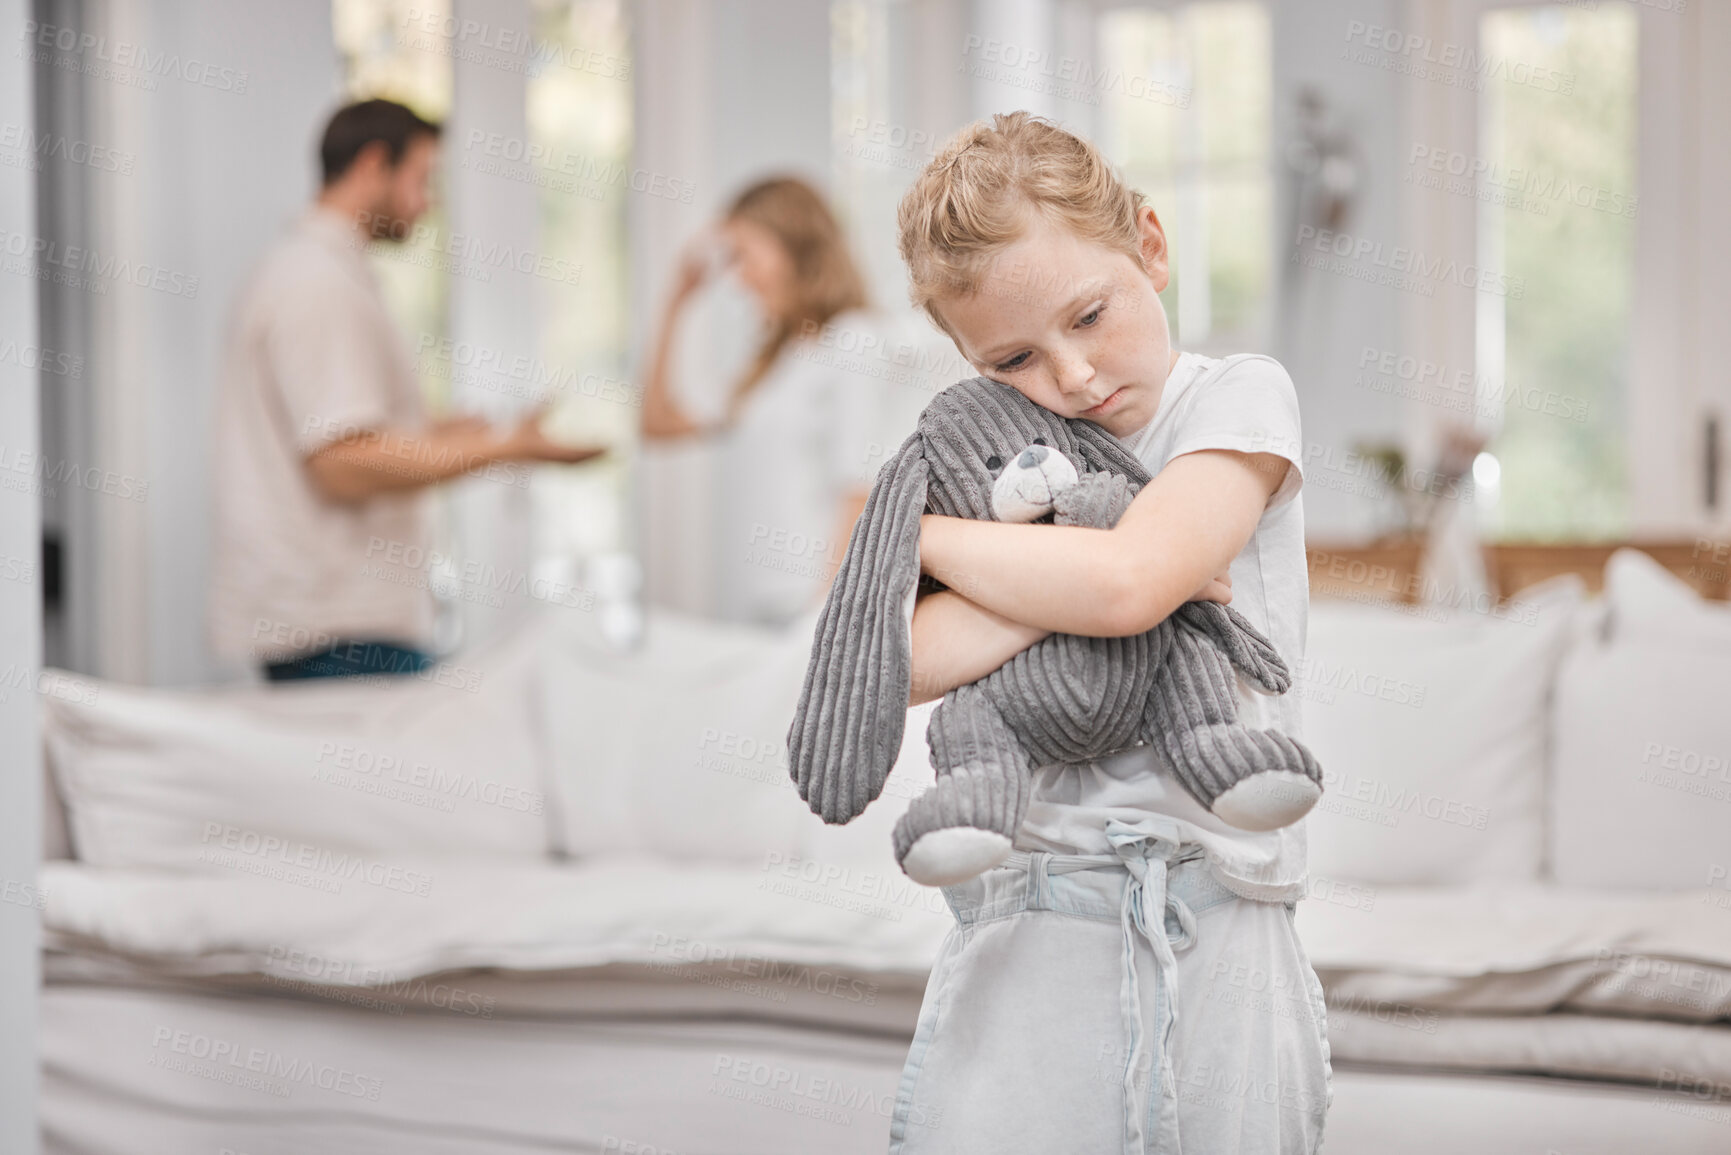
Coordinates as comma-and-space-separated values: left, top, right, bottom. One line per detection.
1295, 549, 1731, 1154
33, 550, 1731, 1153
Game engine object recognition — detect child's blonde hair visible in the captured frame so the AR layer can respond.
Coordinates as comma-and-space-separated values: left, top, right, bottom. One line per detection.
896, 111, 1146, 337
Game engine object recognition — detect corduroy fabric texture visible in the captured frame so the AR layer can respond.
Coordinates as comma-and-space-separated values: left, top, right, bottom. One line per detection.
785, 377, 1322, 876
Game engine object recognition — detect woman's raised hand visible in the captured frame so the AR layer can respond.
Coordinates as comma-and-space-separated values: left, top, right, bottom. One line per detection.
670, 227, 726, 305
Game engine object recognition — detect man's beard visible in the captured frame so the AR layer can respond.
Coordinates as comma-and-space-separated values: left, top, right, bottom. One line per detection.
363, 203, 415, 243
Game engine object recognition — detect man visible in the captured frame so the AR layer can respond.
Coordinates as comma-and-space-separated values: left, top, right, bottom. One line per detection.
210, 99, 601, 680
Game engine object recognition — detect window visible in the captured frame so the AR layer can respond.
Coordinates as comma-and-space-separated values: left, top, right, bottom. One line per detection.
1096, 2, 1273, 351
1477, 3, 1636, 539
831, 0, 913, 310
525, 0, 634, 561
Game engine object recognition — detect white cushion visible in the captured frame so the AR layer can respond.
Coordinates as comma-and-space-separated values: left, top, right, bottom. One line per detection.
539, 604, 942, 872
539, 609, 822, 864
38, 852, 953, 984
1550, 637, 1731, 888
43, 627, 551, 869
1300, 580, 1582, 885
1297, 883, 1731, 1021
1605, 546, 1731, 650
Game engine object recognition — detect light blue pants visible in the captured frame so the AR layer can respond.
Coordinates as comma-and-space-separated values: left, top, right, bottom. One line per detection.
888, 828, 1331, 1154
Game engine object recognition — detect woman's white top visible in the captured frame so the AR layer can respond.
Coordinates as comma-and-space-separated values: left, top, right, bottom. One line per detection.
716, 308, 928, 626
1017, 351, 1314, 903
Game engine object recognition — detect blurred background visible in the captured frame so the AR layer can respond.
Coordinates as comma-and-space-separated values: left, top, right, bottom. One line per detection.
6, 0, 1722, 686
2, 1, 1729, 1152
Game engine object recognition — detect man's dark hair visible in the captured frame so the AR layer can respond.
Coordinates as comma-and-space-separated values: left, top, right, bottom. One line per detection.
319, 99, 442, 186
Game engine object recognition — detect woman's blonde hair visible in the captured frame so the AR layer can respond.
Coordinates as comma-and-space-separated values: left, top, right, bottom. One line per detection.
896, 112, 1146, 336
726, 176, 868, 398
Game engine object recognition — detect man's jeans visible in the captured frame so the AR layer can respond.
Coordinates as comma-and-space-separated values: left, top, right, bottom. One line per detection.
263, 639, 432, 682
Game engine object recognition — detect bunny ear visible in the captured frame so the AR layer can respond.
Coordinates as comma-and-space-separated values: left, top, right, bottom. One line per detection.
1171, 602, 1293, 694
787, 441, 930, 824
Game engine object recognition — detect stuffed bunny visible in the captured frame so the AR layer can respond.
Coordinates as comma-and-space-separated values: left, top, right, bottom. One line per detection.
786, 377, 1323, 886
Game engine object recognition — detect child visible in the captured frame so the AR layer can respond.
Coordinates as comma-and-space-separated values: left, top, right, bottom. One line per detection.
889, 113, 1330, 1154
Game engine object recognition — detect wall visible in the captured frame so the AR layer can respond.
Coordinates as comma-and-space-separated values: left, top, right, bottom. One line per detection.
0, 2, 40, 1147
56, 1, 340, 683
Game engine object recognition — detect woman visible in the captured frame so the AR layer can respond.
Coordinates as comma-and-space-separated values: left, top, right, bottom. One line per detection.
643, 177, 903, 626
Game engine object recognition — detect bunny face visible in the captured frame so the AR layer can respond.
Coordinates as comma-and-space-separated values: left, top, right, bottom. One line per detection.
989, 439, 1080, 524
912, 380, 1093, 522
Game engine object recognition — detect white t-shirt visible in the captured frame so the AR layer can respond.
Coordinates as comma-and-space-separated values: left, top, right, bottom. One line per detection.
717, 309, 927, 626
1016, 352, 1313, 903
209, 207, 434, 664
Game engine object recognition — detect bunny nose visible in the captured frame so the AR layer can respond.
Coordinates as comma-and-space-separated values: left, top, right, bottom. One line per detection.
1017, 445, 1048, 469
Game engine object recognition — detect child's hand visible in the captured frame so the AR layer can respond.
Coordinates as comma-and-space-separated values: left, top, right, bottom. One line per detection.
1189, 570, 1233, 605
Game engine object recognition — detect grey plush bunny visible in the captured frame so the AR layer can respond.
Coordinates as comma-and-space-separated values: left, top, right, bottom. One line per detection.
786, 377, 1323, 886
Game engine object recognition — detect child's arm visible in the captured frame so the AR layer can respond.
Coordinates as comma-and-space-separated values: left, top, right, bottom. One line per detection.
907, 575, 1234, 706
907, 590, 1050, 706
917, 449, 1288, 639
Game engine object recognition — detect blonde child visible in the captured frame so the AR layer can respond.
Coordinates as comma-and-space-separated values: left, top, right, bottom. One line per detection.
889, 112, 1330, 1154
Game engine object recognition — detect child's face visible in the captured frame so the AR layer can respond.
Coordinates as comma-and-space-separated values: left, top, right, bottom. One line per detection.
934, 207, 1176, 441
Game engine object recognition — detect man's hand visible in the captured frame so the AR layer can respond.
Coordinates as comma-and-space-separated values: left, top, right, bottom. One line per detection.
504, 408, 608, 466
305, 409, 605, 504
